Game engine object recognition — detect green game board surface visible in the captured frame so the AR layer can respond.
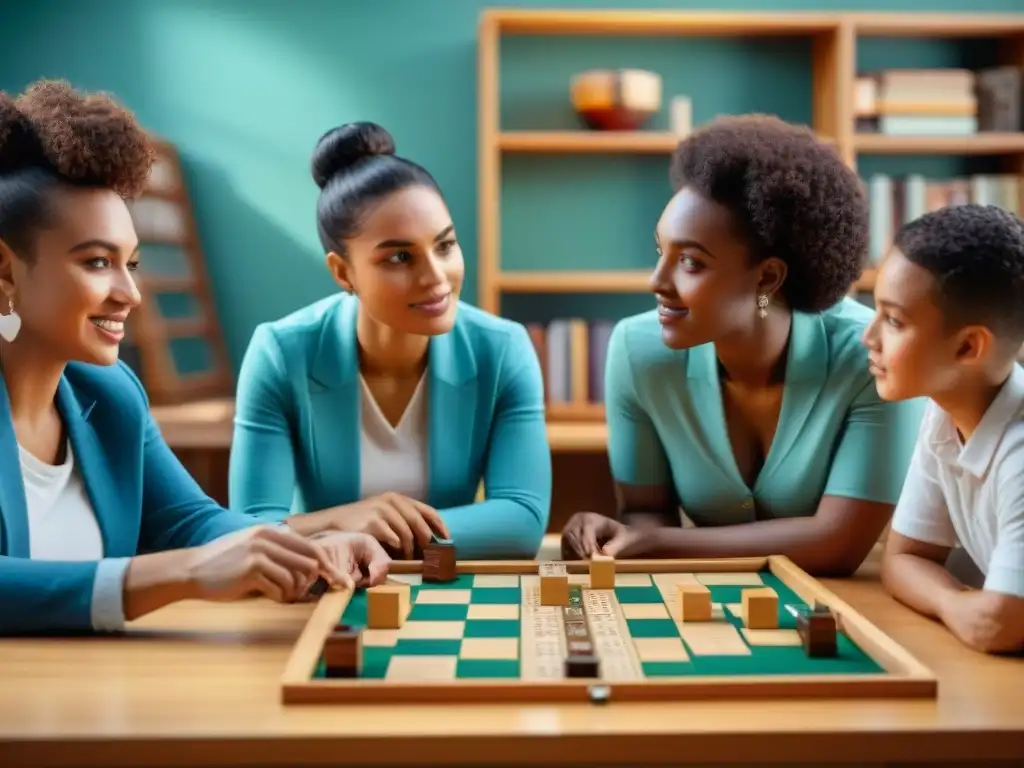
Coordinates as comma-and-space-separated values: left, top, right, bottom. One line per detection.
314, 571, 883, 680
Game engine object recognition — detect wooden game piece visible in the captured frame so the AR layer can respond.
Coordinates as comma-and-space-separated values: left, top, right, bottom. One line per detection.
367, 583, 411, 629
423, 537, 456, 582
741, 587, 778, 630
795, 601, 838, 657
561, 586, 601, 678
323, 623, 362, 678
306, 576, 330, 597
677, 583, 712, 621
589, 553, 615, 589
539, 562, 569, 605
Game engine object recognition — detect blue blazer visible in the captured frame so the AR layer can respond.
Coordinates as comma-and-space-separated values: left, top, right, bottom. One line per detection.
0, 361, 255, 635
229, 293, 552, 559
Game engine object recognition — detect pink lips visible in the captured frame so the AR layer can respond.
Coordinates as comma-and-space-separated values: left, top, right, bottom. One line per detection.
412, 293, 451, 317
657, 304, 688, 325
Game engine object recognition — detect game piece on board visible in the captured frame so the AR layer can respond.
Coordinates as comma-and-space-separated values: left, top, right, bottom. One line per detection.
323, 623, 362, 678
367, 583, 411, 629
741, 587, 778, 630
565, 652, 601, 677
539, 562, 569, 605
677, 583, 712, 621
423, 537, 457, 582
589, 553, 615, 589
796, 601, 837, 657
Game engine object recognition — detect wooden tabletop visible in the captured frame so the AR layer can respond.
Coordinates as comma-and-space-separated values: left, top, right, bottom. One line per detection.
0, 538, 1021, 767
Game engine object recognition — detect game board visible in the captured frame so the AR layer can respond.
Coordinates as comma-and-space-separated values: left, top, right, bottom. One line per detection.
281, 553, 937, 704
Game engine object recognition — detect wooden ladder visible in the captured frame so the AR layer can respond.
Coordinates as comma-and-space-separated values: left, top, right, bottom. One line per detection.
121, 136, 233, 405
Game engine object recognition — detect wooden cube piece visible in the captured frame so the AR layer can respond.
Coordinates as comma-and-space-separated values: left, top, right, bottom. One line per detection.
589, 553, 615, 589
677, 583, 712, 622
565, 653, 601, 678
796, 602, 838, 657
423, 539, 456, 583
367, 584, 411, 629
741, 587, 778, 630
539, 562, 569, 606
323, 623, 362, 678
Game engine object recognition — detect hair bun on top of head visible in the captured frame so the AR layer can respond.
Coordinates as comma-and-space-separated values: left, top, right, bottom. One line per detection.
311, 121, 395, 189
0, 80, 153, 197
0, 92, 43, 175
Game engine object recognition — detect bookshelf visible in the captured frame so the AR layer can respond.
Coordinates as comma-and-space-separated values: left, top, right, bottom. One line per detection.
476, 10, 1024, 443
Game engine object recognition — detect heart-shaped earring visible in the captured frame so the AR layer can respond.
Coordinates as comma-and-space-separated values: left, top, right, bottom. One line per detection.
0, 300, 21, 342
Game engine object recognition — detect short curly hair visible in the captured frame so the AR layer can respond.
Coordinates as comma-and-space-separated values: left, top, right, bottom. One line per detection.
669, 114, 868, 313
0, 79, 154, 259
895, 204, 1024, 343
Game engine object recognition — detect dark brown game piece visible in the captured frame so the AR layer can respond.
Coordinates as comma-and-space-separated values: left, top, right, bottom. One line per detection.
423, 538, 457, 582
306, 576, 329, 597
565, 653, 601, 678
323, 623, 362, 677
796, 602, 838, 658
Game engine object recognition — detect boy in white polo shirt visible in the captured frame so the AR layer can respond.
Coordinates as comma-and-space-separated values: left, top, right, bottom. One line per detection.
862, 203, 1024, 654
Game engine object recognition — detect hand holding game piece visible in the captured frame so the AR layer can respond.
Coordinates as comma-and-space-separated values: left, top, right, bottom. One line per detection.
314, 531, 391, 590
560, 512, 627, 559
181, 524, 348, 603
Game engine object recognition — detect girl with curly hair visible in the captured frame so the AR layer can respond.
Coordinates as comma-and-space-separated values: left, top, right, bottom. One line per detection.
0, 80, 389, 635
562, 115, 924, 576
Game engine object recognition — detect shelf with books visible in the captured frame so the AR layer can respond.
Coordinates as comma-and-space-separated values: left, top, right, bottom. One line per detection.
498, 130, 680, 154
854, 133, 1024, 155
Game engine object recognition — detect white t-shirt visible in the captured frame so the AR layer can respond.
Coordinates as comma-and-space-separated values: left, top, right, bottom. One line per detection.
891, 365, 1024, 597
358, 374, 429, 502
20, 440, 103, 560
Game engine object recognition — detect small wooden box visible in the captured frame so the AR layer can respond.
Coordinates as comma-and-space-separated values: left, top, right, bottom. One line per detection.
589, 554, 615, 589
678, 584, 712, 621
741, 587, 778, 629
367, 584, 411, 629
539, 563, 569, 605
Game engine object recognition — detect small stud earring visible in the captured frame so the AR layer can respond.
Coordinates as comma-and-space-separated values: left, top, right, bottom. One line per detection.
757, 294, 769, 319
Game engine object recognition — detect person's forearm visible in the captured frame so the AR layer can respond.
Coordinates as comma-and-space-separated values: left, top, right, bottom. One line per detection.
880, 552, 967, 620
122, 550, 198, 621
639, 517, 866, 576
620, 508, 677, 529
283, 510, 336, 537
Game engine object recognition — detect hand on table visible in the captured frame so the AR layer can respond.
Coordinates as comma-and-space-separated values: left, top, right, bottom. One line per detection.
184, 524, 350, 604
940, 589, 1024, 654
303, 493, 449, 559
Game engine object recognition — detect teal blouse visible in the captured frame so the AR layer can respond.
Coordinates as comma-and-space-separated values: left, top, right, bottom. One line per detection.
605, 298, 924, 524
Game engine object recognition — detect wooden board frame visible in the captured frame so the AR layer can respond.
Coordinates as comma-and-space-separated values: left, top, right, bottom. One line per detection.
280, 556, 937, 704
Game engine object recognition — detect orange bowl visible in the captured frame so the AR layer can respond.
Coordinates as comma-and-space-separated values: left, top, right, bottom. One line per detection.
570, 68, 662, 130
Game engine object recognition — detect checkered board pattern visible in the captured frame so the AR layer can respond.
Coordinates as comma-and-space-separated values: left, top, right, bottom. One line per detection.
315, 570, 882, 681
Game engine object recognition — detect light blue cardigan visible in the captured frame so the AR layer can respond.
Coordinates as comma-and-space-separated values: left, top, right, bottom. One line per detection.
229, 293, 552, 559
0, 361, 256, 635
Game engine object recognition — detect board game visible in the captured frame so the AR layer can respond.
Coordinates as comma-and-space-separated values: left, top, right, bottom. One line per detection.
281, 546, 937, 704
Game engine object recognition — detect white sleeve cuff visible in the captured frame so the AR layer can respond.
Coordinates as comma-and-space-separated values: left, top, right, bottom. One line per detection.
983, 563, 1024, 598
890, 515, 959, 548
91, 557, 131, 632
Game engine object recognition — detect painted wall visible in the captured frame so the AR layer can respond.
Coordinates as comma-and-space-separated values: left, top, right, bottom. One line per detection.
0, 0, 1019, 372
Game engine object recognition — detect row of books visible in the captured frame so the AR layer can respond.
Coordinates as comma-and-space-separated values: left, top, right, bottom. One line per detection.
855, 67, 1022, 135
526, 319, 614, 406
868, 173, 1022, 265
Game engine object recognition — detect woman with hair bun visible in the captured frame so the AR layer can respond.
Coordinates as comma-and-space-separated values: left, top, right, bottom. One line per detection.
0, 82, 390, 635
229, 122, 550, 560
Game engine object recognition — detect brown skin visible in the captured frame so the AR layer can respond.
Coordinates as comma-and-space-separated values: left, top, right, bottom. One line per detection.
864, 249, 1024, 653
283, 185, 457, 553
0, 186, 383, 620
560, 187, 894, 577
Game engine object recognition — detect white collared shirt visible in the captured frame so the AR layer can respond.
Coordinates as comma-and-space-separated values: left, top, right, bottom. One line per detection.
891, 365, 1024, 597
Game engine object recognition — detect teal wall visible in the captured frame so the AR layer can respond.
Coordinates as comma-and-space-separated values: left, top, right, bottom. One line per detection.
0, 0, 1020, 372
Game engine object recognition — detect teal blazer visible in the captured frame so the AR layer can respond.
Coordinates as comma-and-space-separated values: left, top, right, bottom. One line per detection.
229, 293, 551, 559
606, 298, 925, 523
0, 361, 255, 635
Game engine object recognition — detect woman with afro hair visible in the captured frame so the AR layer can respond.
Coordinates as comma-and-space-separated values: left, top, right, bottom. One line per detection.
562, 115, 924, 577
0, 80, 389, 635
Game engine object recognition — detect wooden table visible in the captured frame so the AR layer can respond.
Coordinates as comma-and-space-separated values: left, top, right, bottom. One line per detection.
0, 538, 1021, 768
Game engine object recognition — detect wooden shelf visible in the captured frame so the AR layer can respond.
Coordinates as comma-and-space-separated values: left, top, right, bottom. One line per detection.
852, 268, 878, 293
497, 270, 651, 293
547, 421, 608, 452
547, 402, 605, 422
487, 9, 842, 36
850, 13, 1024, 36
499, 131, 681, 154
855, 133, 1024, 155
